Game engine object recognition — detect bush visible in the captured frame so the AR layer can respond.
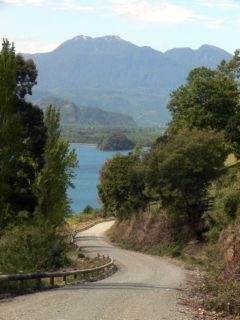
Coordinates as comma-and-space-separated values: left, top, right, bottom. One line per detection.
204, 164, 240, 242
0, 224, 69, 273
82, 205, 94, 214
144, 129, 227, 232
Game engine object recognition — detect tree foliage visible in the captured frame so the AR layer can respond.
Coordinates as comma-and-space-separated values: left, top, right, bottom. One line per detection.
98, 150, 148, 218
0, 39, 77, 272
0, 224, 68, 273
167, 61, 240, 156
144, 129, 227, 229
0, 39, 21, 227
15, 53, 37, 99
0, 39, 46, 227
0, 39, 76, 228
97, 133, 135, 151
34, 106, 78, 227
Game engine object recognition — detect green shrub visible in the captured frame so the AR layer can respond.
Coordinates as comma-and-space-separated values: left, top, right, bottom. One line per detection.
0, 224, 69, 273
82, 205, 94, 214
204, 165, 240, 242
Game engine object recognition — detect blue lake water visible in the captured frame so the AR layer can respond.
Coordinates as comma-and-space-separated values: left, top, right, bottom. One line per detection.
69, 144, 128, 213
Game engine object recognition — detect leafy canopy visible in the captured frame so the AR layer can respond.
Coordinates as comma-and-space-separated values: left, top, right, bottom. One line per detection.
98, 150, 148, 218
167, 54, 240, 156
144, 129, 227, 227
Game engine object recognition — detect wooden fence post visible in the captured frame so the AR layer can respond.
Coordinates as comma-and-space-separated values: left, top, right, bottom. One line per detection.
50, 276, 54, 287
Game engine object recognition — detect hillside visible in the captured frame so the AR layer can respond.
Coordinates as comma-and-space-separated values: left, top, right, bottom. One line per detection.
25, 36, 232, 126
35, 96, 136, 128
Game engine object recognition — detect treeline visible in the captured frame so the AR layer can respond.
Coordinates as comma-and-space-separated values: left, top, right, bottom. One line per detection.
98, 50, 240, 312
62, 126, 165, 146
0, 40, 77, 273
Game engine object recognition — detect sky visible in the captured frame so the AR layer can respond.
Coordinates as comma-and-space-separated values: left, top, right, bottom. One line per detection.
0, 0, 239, 54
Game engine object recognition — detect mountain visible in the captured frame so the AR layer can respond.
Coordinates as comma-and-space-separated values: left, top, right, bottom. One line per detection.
25, 36, 232, 126
35, 96, 136, 128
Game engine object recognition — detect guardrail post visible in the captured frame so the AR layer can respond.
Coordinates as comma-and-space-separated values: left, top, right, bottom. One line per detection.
0, 273, 3, 292
63, 271, 66, 282
18, 271, 24, 292
50, 276, 54, 287
73, 269, 77, 280
36, 277, 41, 289
18, 279, 24, 292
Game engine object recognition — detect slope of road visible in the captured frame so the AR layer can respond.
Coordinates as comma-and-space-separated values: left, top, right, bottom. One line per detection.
0, 221, 193, 320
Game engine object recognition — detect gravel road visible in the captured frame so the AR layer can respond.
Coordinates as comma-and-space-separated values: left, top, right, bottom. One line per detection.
0, 221, 193, 320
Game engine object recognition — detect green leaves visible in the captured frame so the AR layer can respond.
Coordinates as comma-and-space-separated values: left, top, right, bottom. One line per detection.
144, 129, 227, 227
167, 64, 240, 157
98, 151, 148, 218
33, 106, 78, 227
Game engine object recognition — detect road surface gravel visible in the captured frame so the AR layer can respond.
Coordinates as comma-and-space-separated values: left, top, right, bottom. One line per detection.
0, 220, 193, 320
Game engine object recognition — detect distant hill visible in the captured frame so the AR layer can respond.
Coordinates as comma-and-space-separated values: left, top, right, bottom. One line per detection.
25, 36, 232, 126
35, 96, 136, 128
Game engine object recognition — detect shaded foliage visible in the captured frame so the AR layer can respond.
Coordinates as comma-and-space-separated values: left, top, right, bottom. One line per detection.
144, 129, 227, 231
167, 63, 240, 156
98, 150, 148, 218
97, 133, 135, 151
0, 39, 77, 273
33, 106, 78, 227
0, 224, 68, 273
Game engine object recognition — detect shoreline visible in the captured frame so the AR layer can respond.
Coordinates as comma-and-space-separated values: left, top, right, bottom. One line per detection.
70, 142, 98, 147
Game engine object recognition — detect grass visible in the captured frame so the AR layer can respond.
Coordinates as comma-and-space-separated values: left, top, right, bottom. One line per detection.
224, 153, 238, 167
65, 209, 109, 234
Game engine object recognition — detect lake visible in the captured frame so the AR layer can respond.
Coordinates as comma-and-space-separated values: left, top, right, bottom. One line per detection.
69, 144, 128, 213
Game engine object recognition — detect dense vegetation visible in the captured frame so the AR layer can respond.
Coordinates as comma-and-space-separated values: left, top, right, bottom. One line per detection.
62, 126, 164, 146
0, 39, 77, 273
98, 50, 240, 314
97, 133, 135, 151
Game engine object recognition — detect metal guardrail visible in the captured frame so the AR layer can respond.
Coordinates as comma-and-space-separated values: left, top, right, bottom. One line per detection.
0, 256, 114, 292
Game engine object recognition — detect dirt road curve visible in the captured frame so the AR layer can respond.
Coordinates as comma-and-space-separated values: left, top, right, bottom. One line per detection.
0, 221, 193, 320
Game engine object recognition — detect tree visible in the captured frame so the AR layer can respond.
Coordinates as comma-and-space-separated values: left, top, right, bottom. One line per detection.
217, 49, 240, 80
34, 105, 78, 227
143, 129, 227, 230
97, 133, 135, 151
0, 39, 46, 225
15, 53, 38, 99
98, 150, 148, 218
0, 39, 22, 228
168, 67, 239, 133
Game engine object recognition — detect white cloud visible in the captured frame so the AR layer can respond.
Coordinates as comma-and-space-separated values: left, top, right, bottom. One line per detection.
11, 37, 58, 53
55, 0, 95, 12
0, 0, 95, 10
199, 16, 226, 28
199, 0, 240, 8
111, 0, 195, 23
0, 0, 45, 5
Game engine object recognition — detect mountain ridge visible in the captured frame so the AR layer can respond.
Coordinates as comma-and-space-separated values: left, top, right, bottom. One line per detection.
25, 35, 232, 126
34, 96, 136, 128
